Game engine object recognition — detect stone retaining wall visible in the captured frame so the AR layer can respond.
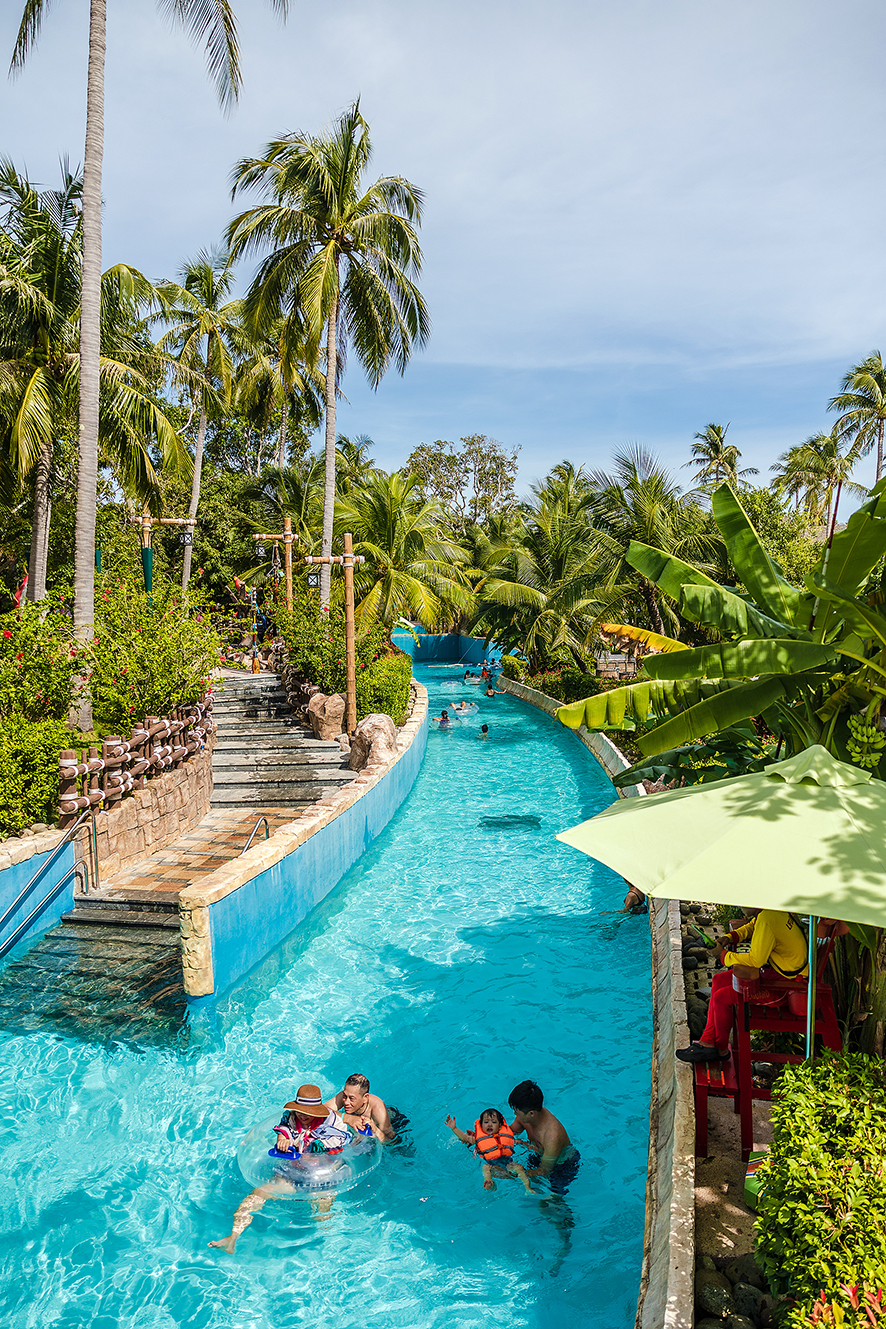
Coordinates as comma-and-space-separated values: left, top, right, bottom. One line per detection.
496, 674, 694, 1329
93, 736, 215, 880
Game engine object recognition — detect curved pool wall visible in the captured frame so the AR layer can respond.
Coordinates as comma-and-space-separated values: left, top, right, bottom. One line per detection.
391, 629, 496, 665
180, 683, 429, 1005
0, 831, 79, 956
0, 663, 650, 1329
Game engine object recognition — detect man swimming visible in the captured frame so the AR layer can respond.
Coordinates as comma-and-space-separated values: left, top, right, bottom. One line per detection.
325, 1073, 395, 1142
508, 1080, 579, 1193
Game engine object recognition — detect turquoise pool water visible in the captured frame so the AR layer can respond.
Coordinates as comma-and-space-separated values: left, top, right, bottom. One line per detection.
0, 666, 651, 1329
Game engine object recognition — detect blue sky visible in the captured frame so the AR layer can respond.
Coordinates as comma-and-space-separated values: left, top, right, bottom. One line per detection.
2, 0, 885, 500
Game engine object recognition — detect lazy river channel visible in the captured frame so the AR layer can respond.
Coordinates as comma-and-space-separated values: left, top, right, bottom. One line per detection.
0, 665, 651, 1329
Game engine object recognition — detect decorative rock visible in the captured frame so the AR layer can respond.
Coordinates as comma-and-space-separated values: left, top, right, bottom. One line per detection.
695, 1268, 736, 1319
682, 955, 698, 970
307, 691, 346, 740
733, 1282, 765, 1320
30, 823, 49, 833
680, 903, 692, 916
348, 713, 399, 772
337, 733, 351, 753
696, 915, 712, 925
689, 903, 701, 913
697, 1321, 726, 1329
696, 1254, 717, 1271
727, 1317, 757, 1329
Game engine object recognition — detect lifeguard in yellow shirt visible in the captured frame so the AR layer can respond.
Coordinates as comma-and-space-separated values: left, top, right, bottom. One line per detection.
676, 909, 808, 1064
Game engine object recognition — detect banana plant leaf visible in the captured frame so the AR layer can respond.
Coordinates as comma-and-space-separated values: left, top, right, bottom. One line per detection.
712, 484, 809, 629
611, 727, 773, 789
808, 480, 886, 642
643, 637, 836, 681
636, 675, 789, 755
556, 676, 753, 732
677, 583, 800, 640
598, 622, 688, 652
625, 542, 721, 600
807, 572, 886, 652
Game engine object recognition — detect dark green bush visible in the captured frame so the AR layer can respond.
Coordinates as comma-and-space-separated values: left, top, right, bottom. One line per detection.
499, 653, 525, 680
355, 650, 412, 726
0, 720, 80, 838
525, 666, 600, 704
755, 1053, 886, 1325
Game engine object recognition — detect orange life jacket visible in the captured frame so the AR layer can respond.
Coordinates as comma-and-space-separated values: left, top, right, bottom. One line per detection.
473, 1119, 515, 1163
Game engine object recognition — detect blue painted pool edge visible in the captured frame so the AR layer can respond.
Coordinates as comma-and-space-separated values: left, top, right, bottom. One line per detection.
187, 691, 429, 1010
0, 837, 78, 956
391, 630, 496, 665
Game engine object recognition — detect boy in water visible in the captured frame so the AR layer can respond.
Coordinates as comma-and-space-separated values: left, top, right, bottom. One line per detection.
445, 1108, 539, 1193
478, 724, 489, 740
508, 1080, 579, 1193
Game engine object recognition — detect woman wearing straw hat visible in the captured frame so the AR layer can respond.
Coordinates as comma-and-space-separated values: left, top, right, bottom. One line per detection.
209, 1084, 349, 1253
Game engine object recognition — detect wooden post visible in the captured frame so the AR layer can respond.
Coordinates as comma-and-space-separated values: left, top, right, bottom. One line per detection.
284, 516, 293, 613
343, 532, 357, 735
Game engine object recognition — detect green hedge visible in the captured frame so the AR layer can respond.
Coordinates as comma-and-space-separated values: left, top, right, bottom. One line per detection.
356, 651, 412, 726
499, 653, 525, 680
755, 1053, 886, 1324
0, 720, 81, 838
275, 598, 388, 693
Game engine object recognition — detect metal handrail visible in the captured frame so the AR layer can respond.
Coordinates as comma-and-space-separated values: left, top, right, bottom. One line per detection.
241, 815, 270, 855
0, 861, 89, 960
0, 811, 92, 941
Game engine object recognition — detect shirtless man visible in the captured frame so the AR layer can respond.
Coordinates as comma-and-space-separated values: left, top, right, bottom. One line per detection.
326, 1073, 395, 1142
508, 1080, 579, 1193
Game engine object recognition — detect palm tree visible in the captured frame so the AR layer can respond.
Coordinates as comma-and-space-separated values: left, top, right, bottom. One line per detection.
335, 471, 471, 628
156, 252, 241, 593
684, 422, 758, 489
10, 0, 287, 720
233, 314, 323, 472
829, 352, 886, 482
770, 428, 866, 530
336, 434, 381, 492
589, 445, 719, 635
0, 159, 187, 601
227, 101, 430, 606
474, 464, 620, 671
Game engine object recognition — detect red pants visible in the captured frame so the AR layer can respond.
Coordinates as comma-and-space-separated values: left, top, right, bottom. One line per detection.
700, 967, 799, 1047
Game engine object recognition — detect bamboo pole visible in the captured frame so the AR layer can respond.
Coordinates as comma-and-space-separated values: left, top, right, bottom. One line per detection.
284, 516, 293, 613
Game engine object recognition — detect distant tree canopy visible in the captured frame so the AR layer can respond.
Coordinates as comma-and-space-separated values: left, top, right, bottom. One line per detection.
404, 435, 520, 532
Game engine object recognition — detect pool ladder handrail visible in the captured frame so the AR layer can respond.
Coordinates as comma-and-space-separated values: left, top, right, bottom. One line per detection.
241, 815, 270, 855
0, 854, 92, 960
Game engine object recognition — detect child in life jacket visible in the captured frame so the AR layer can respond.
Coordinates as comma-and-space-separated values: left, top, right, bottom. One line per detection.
445, 1108, 539, 1192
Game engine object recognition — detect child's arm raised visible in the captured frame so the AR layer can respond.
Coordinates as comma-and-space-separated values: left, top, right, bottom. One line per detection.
444, 1114, 475, 1146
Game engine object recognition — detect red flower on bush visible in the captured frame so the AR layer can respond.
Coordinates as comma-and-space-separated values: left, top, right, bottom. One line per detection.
2, 630, 10, 639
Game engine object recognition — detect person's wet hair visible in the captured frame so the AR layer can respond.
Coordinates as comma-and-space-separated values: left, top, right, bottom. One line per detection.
509, 1080, 543, 1113
481, 724, 488, 733
345, 1073, 370, 1092
480, 1107, 505, 1128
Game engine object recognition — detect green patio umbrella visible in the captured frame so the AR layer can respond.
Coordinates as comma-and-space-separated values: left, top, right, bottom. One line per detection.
556, 745, 886, 1056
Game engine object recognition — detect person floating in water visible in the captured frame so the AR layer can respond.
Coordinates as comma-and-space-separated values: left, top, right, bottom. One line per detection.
445, 1108, 539, 1193
477, 724, 489, 740
508, 1080, 579, 1193
433, 709, 452, 727
485, 685, 505, 698
326, 1073, 394, 1142
208, 1084, 349, 1253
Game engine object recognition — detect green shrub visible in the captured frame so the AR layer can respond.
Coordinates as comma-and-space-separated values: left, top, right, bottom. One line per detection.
0, 604, 77, 721
499, 653, 525, 681
87, 577, 221, 734
755, 1054, 886, 1324
355, 650, 412, 726
0, 720, 80, 838
275, 597, 389, 693
526, 666, 599, 705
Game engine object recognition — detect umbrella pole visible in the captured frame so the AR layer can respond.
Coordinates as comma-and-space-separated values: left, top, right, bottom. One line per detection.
805, 915, 818, 1060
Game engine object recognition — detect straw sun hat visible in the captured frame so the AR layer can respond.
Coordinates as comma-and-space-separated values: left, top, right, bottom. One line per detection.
284, 1084, 328, 1118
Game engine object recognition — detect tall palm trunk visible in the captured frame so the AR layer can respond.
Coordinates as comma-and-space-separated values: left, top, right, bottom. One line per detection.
27, 441, 53, 602
182, 405, 206, 594
320, 284, 339, 607
639, 577, 665, 636
277, 393, 288, 470
72, 0, 106, 728
878, 418, 884, 484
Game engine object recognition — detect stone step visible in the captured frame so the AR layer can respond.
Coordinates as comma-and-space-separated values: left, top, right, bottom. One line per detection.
213, 728, 333, 745
212, 767, 353, 785
54, 922, 180, 945
72, 891, 179, 913
210, 788, 320, 807
62, 908, 180, 930
212, 750, 345, 768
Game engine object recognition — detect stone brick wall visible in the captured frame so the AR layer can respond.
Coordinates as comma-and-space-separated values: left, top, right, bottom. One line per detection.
92, 736, 215, 879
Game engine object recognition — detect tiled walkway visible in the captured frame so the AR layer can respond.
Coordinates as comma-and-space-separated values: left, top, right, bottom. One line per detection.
98, 807, 297, 897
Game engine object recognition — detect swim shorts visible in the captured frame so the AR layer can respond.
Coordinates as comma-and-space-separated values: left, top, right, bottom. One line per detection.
527, 1151, 581, 1195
